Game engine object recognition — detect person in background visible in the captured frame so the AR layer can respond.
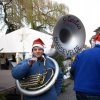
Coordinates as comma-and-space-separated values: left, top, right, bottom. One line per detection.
89, 35, 96, 48
12, 38, 63, 100
5, 57, 9, 69
0, 53, 6, 70
11, 54, 16, 62
70, 33, 100, 100
15, 52, 23, 63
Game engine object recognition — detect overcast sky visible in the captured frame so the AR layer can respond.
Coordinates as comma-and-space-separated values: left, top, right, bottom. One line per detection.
0, 0, 100, 46
53, 0, 100, 46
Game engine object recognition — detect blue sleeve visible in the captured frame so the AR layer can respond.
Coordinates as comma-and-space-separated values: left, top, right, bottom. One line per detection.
12, 59, 31, 79
54, 68, 64, 96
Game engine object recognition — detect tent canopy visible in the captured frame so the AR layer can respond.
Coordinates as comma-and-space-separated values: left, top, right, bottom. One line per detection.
0, 28, 53, 55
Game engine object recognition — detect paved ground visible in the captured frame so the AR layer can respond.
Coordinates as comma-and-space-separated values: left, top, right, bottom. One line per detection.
0, 70, 15, 92
58, 79, 76, 100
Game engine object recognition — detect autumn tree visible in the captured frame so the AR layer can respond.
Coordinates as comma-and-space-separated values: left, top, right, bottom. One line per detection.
0, 0, 69, 34
0, 0, 22, 34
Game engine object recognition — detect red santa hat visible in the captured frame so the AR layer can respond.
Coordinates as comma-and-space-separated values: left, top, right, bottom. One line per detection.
93, 33, 100, 45
32, 38, 45, 49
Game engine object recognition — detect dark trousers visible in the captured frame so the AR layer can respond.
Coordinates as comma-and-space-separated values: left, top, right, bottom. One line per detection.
1, 64, 6, 69
1, 64, 9, 70
76, 92, 100, 100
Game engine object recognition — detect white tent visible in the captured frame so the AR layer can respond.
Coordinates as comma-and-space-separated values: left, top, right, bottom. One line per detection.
0, 28, 54, 55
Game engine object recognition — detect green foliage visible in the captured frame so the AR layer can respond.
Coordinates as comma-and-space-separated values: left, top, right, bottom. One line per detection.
52, 53, 67, 78
61, 80, 66, 93
52, 53, 67, 93
1, 0, 69, 33
0, 92, 7, 100
52, 53, 64, 69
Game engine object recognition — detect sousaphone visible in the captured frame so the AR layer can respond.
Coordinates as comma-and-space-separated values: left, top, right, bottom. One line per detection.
53, 14, 86, 58
16, 56, 59, 96
16, 14, 86, 96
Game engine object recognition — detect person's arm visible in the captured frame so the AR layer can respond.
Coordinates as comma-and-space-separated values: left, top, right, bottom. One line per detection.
54, 68, 64, 96
12, 59, 31, 79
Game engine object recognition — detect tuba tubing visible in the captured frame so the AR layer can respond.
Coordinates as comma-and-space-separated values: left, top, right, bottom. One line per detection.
16, 56, 59, 96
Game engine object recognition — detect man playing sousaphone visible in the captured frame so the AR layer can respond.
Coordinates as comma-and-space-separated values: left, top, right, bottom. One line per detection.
12, 38, 63, 100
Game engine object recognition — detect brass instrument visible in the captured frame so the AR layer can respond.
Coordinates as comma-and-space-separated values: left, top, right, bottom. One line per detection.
16, 14, 86, 96
19, 68, 54, 90
16, 56, 59, 96
53, 14, 86, 58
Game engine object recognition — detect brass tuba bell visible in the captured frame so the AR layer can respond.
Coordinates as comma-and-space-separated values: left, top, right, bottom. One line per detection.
53, 14, 86, 58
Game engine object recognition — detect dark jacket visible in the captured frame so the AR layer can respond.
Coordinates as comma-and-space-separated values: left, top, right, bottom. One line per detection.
71, 44, 100, 95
